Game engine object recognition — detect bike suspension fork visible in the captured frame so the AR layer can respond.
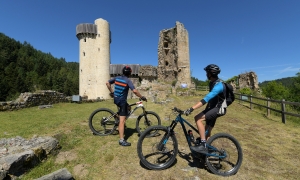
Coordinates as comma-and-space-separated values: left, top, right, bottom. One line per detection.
157, 121, 177, 151
157, 126, 172, 151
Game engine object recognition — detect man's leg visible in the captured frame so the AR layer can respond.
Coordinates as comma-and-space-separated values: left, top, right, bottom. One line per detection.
204, 107, 219, 141
118, 102, 131, 146
194, 113, 206, 140
205, 125, 213, 140
118, 115, 126, 139
190, 112, 208, 154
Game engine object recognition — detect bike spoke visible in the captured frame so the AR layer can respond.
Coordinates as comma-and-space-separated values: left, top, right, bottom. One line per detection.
137, 127, 178, 170
136, 111, 161, 136
206, 134, 242, 176
89, 109, 117, 135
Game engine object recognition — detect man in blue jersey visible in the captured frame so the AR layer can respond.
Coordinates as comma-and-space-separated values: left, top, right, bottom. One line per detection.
106, 66, 147, 146
184, 64, 225, 153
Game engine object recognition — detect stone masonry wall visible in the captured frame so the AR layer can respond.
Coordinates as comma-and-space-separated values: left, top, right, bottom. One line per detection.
157, 21, 191, 87
0, 90, 69, 112
238, 71, 259, 90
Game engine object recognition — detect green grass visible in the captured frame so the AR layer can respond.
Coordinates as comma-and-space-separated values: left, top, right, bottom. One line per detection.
1, 96, 300, 180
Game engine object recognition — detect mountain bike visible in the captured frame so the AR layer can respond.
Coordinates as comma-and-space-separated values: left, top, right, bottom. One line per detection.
89, 100, 161, 136
137, 107, 243, 176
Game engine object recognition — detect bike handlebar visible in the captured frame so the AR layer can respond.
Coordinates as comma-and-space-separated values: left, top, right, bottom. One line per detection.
129, 101, 143, 107
172, 107, 185, 115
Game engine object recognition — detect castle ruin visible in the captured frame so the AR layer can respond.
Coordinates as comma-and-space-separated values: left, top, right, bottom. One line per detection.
238, 71, 259, 90
157, 22, 191, 87
76, 18, 259, 100
76, 19, 191, 100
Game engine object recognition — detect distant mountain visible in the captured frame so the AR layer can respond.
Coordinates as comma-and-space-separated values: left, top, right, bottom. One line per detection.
259, 77, 294, 88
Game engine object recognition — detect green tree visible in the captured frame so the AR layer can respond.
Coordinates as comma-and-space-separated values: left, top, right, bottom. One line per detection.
0, 33, 79, 100
290, 72, 300, 103
261, 81, 289, 100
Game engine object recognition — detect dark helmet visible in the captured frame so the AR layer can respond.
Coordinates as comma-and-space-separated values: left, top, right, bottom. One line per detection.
204, 64, 221, 76
122, 66, 132, 76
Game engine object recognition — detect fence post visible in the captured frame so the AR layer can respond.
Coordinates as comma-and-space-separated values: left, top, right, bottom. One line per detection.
267, 98, 270, 117
250, 95, 253, 110
281, 99, 286, 124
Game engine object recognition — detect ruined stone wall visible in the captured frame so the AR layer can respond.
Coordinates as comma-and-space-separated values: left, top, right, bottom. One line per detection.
157, 21, 191, 87
0, 91, 69, 111
138, 65, 157, 82
157, 27, 178, 82
175, 22, 191, 87
238, 71, 259, 90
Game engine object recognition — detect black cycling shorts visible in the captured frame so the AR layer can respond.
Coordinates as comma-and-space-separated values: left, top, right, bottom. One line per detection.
116, 101, 129, 116
201, 107, 221, 128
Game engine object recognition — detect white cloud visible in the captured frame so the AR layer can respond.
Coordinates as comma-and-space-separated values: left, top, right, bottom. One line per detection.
239, 63, 298, 70
276, 67, 300, 75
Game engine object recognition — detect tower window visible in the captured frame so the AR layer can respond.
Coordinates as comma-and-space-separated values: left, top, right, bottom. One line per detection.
84, 38, 86, 42
83, 52, 85, 56
98, 48, 100, 51
163, 42, 168, 48
98, 34, 100, 37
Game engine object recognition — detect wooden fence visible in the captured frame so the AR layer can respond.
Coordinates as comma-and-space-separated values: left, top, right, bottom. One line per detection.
234, 93, 300, 124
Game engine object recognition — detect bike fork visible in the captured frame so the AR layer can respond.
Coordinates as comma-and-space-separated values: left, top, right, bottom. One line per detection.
157, 127, 171, 151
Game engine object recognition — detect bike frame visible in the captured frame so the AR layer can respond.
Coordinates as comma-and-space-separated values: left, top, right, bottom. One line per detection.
113, 101, 147, 120
163, 112, 227, 158
126, 101, 146, 119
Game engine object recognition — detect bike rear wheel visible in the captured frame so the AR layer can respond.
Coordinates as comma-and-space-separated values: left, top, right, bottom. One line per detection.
136, 111, 161, 136
137, 125, 178, 170
205, 133, 243, 176
88, 108, 118, 136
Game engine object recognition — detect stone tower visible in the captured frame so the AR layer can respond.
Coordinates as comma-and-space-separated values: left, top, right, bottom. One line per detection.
238, 71, 259, 90
157, 21, 191, 87
76, 18, 111, 99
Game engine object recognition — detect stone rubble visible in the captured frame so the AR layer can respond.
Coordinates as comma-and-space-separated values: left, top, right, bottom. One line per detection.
0, 136, 63, 179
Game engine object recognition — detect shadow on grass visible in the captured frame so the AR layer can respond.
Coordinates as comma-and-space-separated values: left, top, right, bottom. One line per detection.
178, 150, 210, 172
138, 159, 178, 170
124, 127, 137, 140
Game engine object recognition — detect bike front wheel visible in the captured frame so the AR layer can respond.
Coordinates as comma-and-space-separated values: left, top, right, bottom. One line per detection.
88, 108, 118, 136
136, 111, 161, 136
137, 125, 178, 170
205, 133, 243, 176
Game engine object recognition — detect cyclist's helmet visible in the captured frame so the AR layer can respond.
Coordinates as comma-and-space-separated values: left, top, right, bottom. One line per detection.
122, 66, 132, 76
204, 64, 221, 76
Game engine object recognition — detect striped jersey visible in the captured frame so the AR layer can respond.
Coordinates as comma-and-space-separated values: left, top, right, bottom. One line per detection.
108, 76, 135, 101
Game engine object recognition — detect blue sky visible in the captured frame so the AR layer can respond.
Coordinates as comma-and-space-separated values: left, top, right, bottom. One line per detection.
1, 0, 299, 83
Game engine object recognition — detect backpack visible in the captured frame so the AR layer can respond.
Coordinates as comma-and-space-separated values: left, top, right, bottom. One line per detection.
222, 82, 235, 106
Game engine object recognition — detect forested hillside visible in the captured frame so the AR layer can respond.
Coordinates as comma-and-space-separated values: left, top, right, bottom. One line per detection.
0, 33, 79, 101
259, 77, 294, 88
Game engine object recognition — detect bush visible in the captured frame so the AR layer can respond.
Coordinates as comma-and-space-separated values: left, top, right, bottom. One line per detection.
239, 87, 252, 95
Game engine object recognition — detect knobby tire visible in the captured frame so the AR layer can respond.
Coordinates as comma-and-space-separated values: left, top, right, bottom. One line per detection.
88, 108, 118, 136
205, 133, 243, 176
137, 125, 178, 170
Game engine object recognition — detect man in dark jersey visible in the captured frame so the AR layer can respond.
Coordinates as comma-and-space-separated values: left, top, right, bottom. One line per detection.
184, 64, 225, 153
106, 66, 147, 146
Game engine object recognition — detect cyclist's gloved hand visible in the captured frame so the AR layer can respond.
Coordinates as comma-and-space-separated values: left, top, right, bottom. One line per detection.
140, 96, 147, 102
109, 92, 114, 98
184, 107, 194, 116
